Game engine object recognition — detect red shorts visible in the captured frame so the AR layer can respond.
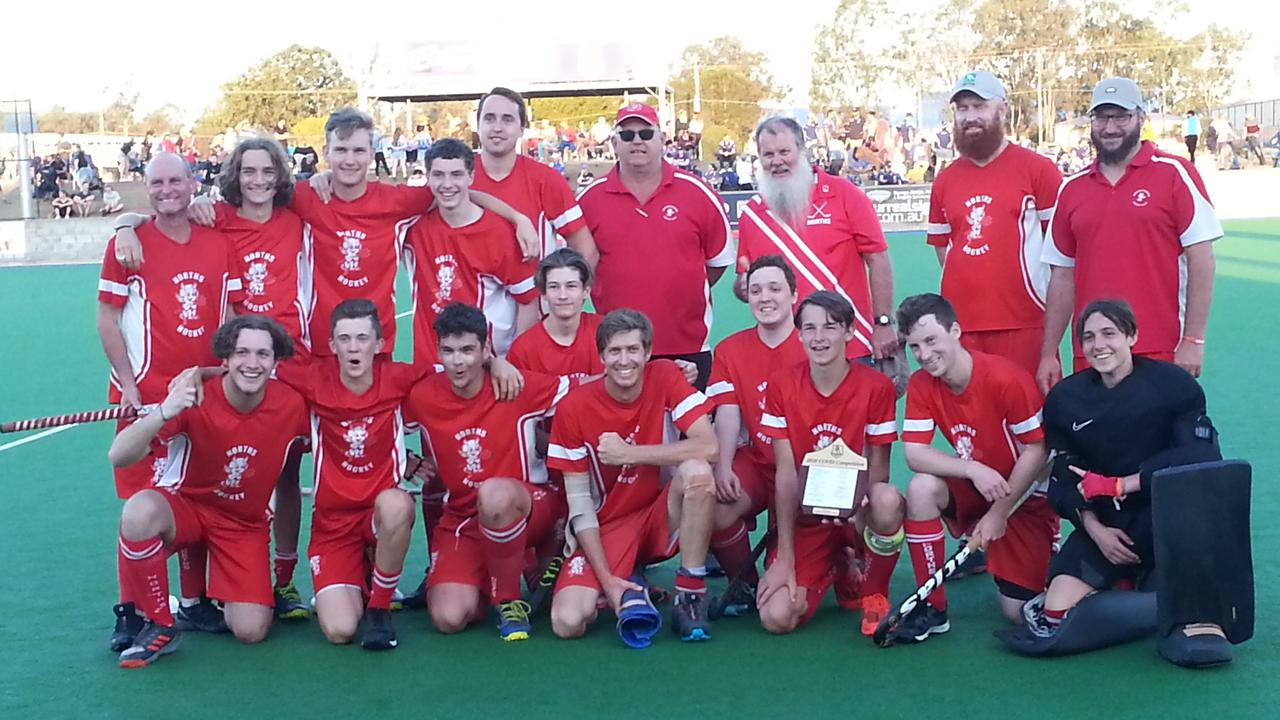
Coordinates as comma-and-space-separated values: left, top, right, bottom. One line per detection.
942, 477, 1058, 594
162, 491, 272, 606
555, 484, 677, 594
732, 449, 773, 516
114, 418, 166, 499
427, 483, 566, 591
307, 507, 378, 594
962, 328, 1043, 379
1071, 350, 1175, 373
766, 522, 861, 625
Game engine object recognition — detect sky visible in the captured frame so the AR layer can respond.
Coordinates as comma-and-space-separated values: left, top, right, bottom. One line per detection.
5, 0, 1277, 121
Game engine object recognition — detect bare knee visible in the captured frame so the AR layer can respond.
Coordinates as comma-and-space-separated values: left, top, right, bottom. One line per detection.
120, 490, 170, 540
225, 604, 273, 644
319, 614, 358, 644
677, 460, 715, 507
232, 620, 271, 644
550, 598, 595, 639
429, 605, 472, 635
866, 483, 905, 530
476, 478, 528, 527
905, 473, 947, 519
375, 489, 416, 529
759, 601, 799, 635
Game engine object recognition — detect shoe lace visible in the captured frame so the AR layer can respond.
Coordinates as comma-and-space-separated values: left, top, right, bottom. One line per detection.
500, 600, 532, 624
278, 584, 302, 602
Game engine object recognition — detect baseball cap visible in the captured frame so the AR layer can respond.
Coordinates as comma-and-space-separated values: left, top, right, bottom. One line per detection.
615, 103, 659, 126
949, 71, 1006, 102
1088, 77, 1143, 113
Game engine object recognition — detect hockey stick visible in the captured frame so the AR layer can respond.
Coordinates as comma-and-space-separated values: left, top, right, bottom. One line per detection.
527, 553, 565, 615
873, 479, 1044, 647
708, 530, 772, 620
1, 405, 140, 433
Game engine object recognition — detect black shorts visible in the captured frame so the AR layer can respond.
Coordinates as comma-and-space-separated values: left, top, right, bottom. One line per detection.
1048, 508, 1154, 590
653, 351, 712, 392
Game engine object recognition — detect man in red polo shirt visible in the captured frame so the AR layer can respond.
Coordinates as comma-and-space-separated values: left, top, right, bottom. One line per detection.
1039, 77, 1221, 393
735, 116, 896, 361
576, 103, 734, 389
472, 87, 598, 266
927, 71, 1063, 377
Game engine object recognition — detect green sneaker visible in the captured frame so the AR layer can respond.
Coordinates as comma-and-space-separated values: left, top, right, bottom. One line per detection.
274, 583, 310, 620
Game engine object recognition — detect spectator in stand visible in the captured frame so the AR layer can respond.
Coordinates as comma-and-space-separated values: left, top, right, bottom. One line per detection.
716, 135, 737, 169
51, 188, 74, 218
413, 123, 432, 168
273, 119, 289, 145
827, 137, 846, 176
101, 185, 124, 215
591, 116, 612, 159
735, 153, 755, 190
141, 132, 155, 163
804, 117, 820, 150
899, 112, 916, 144
935, 123, 954, 168
558, 122, 577, 160
119, 139, 135, 180
389, 128, 408, 179
293, 144, 318, 180
72, 187, 94, 217
576, 121, 590, 161
1243, 116, 1265, 165
923, 156, 937, 183
372, 128, 390, 176
1211, 117, 1237, 170
689, 112, 705, 160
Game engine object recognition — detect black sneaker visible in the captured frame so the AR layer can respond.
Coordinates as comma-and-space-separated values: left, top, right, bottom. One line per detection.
951, 543, 987, 580
890, 603, 950, 644
361, 608, 398, 650
110, 602, 144, 653
672, 592, 712, 642
1021, 592, 1056, 639
174, 597, 229, 633
118, 622, 181, 668
399, 577, 428, 611
718, 582, 758, 619
274, 583, 311, 620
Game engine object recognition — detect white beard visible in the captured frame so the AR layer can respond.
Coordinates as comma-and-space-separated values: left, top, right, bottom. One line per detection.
757, 162, 814, 231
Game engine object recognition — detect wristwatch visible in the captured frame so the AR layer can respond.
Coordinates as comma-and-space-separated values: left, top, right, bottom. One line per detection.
875, 314, 893, 327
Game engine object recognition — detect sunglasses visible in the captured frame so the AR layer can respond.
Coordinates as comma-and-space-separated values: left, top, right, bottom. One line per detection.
617, 128, 657, 142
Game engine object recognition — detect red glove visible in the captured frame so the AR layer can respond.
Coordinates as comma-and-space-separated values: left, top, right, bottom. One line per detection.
1079, 471, 1124, 500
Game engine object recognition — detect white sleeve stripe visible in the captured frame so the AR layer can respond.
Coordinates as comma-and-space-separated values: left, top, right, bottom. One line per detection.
551, 205, 583, 229
227, 277, 243, 291
1010, 414, 1042, 435
509, 276, 536, 295
1040, 235, 1076, 267
549, 376, 571, 411
760, 413, 786, 429
1036, 208, 1055, 221
705, 380, 734, 398
901, 418, 935, 432
927, 223, 952, 234
98, 279, 129, 296
674, 173, 734, 266
865, 421, 897, 436
547, 443, 587, 461
672, 391, 709, 421
1150, 156, 1225, 246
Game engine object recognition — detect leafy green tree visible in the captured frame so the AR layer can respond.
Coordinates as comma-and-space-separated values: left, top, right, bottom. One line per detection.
669, 36, 784, 156
196, 45, 356, 134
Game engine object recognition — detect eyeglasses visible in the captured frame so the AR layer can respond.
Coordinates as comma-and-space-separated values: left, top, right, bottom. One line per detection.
617, 128, 657, 142
1090, 111, 1136, 127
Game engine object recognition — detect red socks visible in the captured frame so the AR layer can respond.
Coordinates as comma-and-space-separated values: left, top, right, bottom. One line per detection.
480, 516, 529, 605
177, 543, 207, 601
118, 534, 173, 626
710, 521, 758, 585
905, 517, 948, 611
862, 534, 901, 599
368, 563, 402, 611
273, 551, 298, 589
675, 567, 708, 596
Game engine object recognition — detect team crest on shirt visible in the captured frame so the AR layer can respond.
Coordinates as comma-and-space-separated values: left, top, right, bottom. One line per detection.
614, 425, 641, 484
811, 423, 842, 450
337, 230, 369, 288
1132, 189, 1151, 207
340, 416, 375, 473
962, 195, 993, 256
455, 427, 488, 484
661, 204, 680, 221
808, 202, 833, 226
172, 271, 208, 338
432, 254, 459, 313
243, 251, 276, 312
215, 445, 259, 501
567, 556, 587, 576
950, 424, 977, 460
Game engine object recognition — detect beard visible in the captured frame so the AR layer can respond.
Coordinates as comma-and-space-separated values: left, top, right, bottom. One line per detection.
1092, 123, 1142, 165
757, 161, 814, 230
954, 117, 1005, 161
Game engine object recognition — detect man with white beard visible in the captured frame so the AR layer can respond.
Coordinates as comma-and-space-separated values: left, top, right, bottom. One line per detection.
735, 116, 896, 361
926, 71, 1063, 378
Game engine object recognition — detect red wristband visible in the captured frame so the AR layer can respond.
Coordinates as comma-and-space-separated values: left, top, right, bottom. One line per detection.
1080, 471, 1123, 500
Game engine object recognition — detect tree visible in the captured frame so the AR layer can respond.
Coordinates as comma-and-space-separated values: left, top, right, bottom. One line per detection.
971, 0, 1079, 134
889, 0, 981, 124
530, 97, 626, 129
1165, 25, 1247, 113
136, 104, 182, 136
810, 0, 898, 110
669, 37, 784, 154
36, 105, 97, 134
102, 92, 138, 135
196, 45, 356, 134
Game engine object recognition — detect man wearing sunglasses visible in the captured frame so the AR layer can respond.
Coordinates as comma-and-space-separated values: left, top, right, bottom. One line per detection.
576, 103, 734, 391
1039, 77, 1222, 392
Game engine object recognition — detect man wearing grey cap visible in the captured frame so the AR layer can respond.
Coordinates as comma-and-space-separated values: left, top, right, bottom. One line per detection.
925, 70, 1063, 378
1039, 77, 1221, 391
